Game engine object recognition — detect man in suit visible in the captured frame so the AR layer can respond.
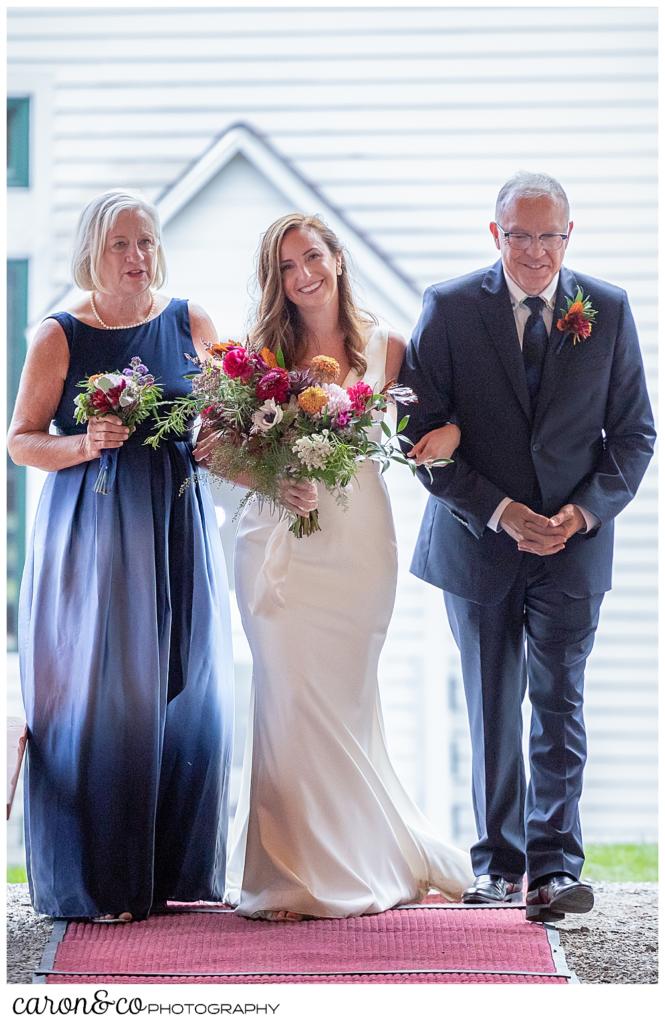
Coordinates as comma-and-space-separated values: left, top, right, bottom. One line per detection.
399, 172, 655, 922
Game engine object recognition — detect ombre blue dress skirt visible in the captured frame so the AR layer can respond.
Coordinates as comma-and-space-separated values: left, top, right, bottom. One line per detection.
18, 300, 234, 919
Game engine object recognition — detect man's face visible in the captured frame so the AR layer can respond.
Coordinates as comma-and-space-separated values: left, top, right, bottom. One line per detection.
490, 195, 573, 295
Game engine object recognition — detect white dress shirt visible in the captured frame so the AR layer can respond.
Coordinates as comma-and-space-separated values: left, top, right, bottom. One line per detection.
486, 266, 598, 534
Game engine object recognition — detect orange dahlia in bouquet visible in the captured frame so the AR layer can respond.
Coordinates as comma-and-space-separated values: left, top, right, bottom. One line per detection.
146, 341, 446, 537
308, 354, 340, 383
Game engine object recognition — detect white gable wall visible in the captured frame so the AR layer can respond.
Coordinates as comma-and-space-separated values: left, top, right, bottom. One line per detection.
163, 153, 285, 339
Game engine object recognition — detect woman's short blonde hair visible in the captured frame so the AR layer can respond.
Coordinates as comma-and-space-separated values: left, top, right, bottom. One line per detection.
71, 189, 167, 291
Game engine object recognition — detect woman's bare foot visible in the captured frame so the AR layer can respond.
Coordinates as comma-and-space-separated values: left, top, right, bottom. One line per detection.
260, 910, 304, 922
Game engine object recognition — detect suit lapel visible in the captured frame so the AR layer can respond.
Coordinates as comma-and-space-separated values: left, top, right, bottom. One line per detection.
532, 266, 578, 430
478, 261, 532, 423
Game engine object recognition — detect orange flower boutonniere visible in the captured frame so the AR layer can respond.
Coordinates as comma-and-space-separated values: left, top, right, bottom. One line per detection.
556, 288, 598, 351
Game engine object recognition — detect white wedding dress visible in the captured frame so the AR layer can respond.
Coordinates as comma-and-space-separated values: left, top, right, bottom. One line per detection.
224, 325, 472, 918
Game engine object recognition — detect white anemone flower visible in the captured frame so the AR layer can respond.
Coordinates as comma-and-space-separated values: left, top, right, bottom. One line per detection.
119, 385, 139, 408
251, 398, 285, 434
95, 373, 125, 393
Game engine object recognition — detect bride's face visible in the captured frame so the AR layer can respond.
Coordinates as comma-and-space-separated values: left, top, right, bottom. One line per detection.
278, 226, 341, 312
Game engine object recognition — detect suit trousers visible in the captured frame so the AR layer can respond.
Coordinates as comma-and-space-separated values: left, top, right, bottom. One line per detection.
444, 555, 604, 884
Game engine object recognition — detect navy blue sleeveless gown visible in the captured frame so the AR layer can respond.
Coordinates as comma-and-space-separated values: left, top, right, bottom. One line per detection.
18, 299, 234, 919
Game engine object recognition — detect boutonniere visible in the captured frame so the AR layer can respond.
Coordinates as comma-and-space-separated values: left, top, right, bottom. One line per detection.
555, 287, 598, 353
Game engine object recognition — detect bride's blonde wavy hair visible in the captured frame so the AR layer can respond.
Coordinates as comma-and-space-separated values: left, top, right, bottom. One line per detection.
250, 213, 376, 374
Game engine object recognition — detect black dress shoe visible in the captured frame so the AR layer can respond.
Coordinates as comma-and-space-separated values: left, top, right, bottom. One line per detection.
526, 874, 594, 922
462, 874, 523, 905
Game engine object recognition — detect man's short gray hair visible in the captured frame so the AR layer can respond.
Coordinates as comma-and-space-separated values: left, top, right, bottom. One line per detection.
71, 189, 167, 292
495, 172, 570, 222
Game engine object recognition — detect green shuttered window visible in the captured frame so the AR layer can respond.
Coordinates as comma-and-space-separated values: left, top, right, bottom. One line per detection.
7, 97, 30, 188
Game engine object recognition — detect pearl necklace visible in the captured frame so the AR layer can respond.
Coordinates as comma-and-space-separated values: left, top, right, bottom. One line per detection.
90, 292, 156, 330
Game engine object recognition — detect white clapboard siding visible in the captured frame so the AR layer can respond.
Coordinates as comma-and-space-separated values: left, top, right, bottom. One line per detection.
8, 6, 657, 37
50, 107, 657, 141
49, 106, 657, 136
8, 24, 657, 61
7, 5, 657, 858
49, 74, 657, 108
299, 156, 658, 184
51, 84, 659, 114
7, 5, 656, 34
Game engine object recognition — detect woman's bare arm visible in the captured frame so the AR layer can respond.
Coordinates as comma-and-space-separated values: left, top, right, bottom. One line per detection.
7, 320, 129, 471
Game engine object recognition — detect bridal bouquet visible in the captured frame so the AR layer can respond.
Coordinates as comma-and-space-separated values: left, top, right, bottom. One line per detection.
146, 341, 445, 536
74, 356, 162, 494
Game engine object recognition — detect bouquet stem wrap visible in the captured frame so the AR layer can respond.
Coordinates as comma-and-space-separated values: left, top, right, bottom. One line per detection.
93, 448, 119, 495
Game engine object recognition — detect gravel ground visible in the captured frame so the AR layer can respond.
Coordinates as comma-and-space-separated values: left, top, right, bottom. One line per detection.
557, 881, 658, 983
5, 882, 658, 985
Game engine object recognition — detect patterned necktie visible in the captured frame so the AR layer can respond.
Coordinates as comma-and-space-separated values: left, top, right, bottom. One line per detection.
522, 296, 548, 408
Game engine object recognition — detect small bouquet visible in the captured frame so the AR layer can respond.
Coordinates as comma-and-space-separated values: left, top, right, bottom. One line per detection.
74, 356, 162, 494
146, 341, 450, 536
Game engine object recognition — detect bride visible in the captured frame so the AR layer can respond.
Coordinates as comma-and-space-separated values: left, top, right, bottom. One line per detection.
198, 213, 473, 920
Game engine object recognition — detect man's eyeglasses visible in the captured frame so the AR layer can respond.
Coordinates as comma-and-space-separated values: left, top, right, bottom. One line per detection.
496, 224, 569, 253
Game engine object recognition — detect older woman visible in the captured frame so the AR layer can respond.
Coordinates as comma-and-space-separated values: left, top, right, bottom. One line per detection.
216, 213, 472, 920
8, 190, 233, 922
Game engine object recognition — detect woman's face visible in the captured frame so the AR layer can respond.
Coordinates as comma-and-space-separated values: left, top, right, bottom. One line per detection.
97, 208, 158, 296
278, 226, 341, 313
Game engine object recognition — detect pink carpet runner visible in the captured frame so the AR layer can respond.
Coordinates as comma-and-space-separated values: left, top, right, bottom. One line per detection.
36, 903, 574, 984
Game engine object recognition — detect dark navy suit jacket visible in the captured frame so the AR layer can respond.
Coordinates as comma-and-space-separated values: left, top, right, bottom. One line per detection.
399, 260, 656, 604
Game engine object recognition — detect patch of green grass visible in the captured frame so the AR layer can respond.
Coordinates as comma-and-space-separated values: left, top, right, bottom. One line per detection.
582, 843, 658, 882
6, 845, 658, 885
